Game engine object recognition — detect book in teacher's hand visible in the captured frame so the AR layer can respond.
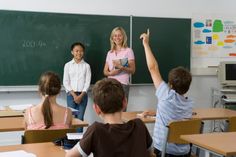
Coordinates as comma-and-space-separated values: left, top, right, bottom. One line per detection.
113, 58, 128, 69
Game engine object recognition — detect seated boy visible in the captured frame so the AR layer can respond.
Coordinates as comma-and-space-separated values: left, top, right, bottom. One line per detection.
66, 78, 153, 157
140, 30, 193, 157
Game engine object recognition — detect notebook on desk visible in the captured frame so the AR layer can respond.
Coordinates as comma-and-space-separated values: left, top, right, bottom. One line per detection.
8, 104, 32, 111
0, 106, 5, 110
7, 105, 78, 115
67, 133, 83, 140
0, 150, 36, 157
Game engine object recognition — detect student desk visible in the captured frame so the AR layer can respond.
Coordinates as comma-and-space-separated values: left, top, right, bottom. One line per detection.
0, 110, 23, 117
0, 105, 79, 117
192, 108, 236, 120
181, 132, 236, 157
0, 142, 65, 157
0, 117, 88, 132
122, 108, 236, 123
122, 111, 155, 123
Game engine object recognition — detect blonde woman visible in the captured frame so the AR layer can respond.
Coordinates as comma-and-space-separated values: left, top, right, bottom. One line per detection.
103, 27, 135, 109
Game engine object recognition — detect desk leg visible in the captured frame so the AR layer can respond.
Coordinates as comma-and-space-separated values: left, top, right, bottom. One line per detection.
205, 150, 224, 157
205, 150, 210, 157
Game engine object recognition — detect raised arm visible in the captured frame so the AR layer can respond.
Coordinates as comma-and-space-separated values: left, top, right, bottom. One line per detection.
140, 29, 163, 88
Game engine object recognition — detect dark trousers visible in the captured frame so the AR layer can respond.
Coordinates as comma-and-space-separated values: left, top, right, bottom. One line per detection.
154, 148, 190, 157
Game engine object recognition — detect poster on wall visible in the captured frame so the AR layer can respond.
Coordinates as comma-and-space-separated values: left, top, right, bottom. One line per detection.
191, 15, 236, 75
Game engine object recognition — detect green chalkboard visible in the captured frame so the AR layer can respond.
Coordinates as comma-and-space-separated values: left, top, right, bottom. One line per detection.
0, 10, 190, 85
132, 17, 191, 84
0, 10, 130, 85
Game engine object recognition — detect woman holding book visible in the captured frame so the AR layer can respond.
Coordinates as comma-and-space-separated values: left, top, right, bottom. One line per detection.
103, 27, 135, 109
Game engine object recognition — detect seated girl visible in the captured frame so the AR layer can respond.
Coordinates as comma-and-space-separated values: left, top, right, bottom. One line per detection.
24, 71, 72, 130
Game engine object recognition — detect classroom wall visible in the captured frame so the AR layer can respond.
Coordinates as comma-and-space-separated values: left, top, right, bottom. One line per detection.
0, 0, 233, 145
1, 0, 235, 18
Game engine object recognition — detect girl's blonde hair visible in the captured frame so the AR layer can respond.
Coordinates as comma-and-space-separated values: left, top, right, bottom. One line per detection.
110, 27, 128, 52
38, 71, 61, 129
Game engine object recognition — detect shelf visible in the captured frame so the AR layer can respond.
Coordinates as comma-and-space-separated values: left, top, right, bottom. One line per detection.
222, 98, 236, 103
221, 89, 236, 93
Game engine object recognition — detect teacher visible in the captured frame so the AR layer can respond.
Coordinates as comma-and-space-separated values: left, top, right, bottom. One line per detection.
103, 27, 135, 111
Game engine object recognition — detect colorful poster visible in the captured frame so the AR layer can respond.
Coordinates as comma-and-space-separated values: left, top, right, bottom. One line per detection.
191, 15, 236, 73
192, 18, 236, 58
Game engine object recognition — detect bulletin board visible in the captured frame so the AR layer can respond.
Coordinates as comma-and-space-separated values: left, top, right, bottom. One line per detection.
191, 15, 236, 75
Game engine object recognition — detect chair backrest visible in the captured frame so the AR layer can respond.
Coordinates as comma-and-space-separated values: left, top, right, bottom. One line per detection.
167, 119, 202, 144
22, 128, 76, 144
161, 119, 203, 157
227, 116, 236, 132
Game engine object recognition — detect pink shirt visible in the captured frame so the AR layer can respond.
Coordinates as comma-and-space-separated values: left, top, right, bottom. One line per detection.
26, 107, 69, 130
105, 48, 135, 85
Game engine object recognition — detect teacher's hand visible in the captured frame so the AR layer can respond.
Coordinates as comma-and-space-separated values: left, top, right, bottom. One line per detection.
112, 60, 123, 69
109, 69, 121, 76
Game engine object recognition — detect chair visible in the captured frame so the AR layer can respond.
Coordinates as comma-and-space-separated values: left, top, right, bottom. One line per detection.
227, 116, 236, 132
22, 128, 76, 144
161, 119, 203, 157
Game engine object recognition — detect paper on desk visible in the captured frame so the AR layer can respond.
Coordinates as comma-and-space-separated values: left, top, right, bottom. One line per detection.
0, 106, 5, 110
136, 113, 156, 119
0, 150, 36, 157
8, 104, 33, 111
67, 133, 83, 140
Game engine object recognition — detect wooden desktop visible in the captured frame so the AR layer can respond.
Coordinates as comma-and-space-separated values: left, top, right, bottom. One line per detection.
0, 105, 79, 117
0, 142, 65, 157
181, 132, 236, 157
122, 108, 236, 123
0, 117, 88, 132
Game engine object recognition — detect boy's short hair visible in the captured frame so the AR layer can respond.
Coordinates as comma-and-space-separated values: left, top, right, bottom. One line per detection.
92, 78, 125, 113
168, 66, 192, 95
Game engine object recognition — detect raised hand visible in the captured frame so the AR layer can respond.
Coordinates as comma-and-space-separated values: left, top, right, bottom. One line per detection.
140, 29, 150, 46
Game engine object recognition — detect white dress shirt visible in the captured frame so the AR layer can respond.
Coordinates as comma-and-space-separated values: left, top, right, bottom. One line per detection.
63, 59, 91, 93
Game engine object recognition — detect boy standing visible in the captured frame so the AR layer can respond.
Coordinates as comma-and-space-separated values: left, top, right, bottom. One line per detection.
140, 30, 193, 157
66, 78, 152, 157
